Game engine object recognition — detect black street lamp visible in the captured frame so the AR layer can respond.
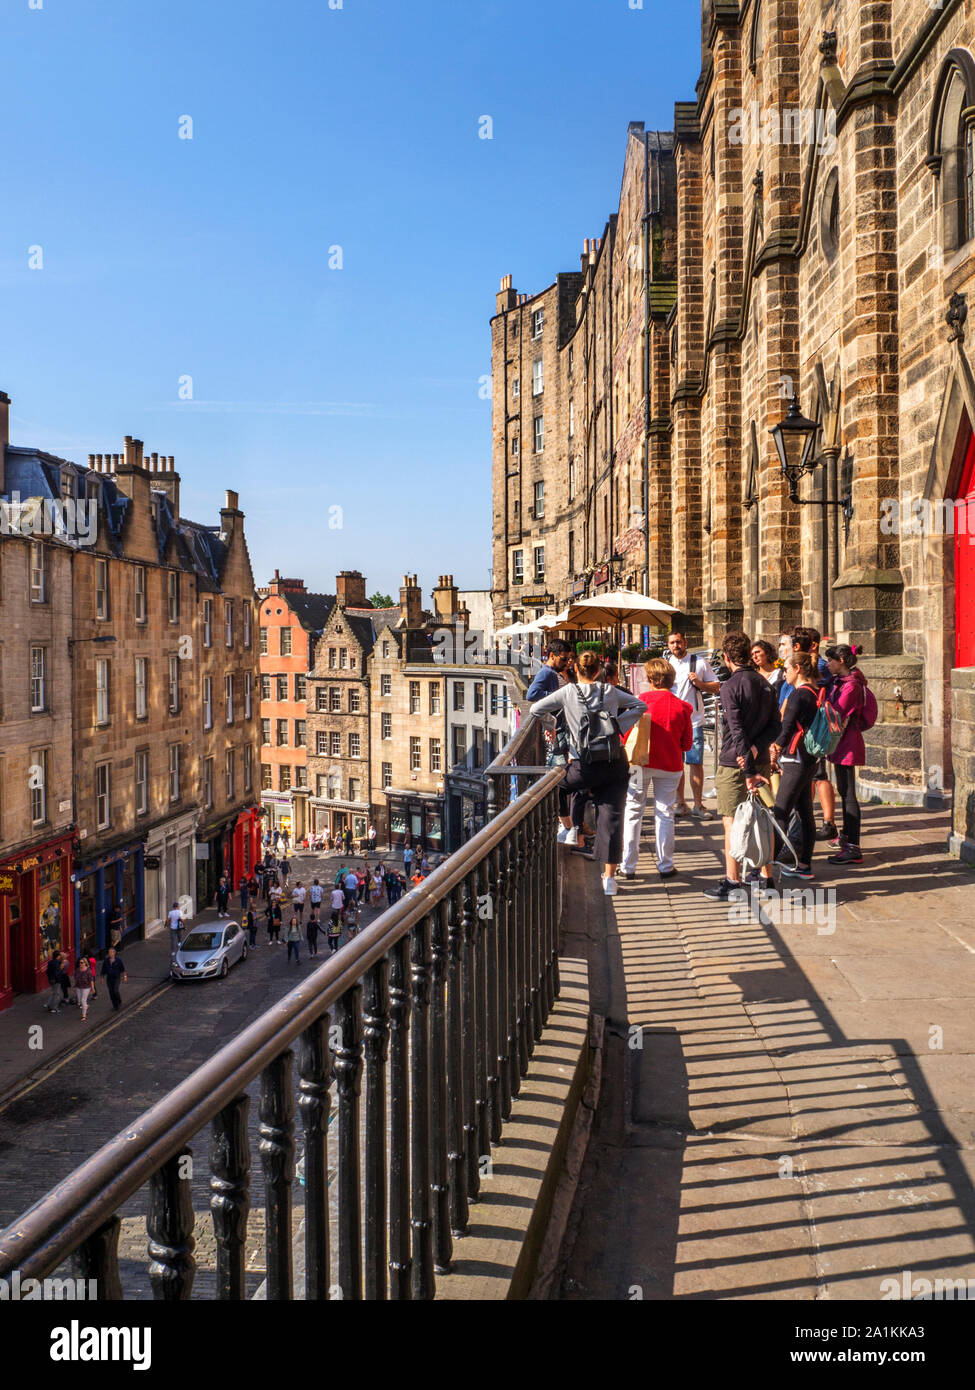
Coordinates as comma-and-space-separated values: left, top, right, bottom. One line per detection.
769, 395, 819, 500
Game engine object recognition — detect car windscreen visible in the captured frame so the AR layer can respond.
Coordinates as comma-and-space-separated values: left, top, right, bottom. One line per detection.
181, 932, 222, 951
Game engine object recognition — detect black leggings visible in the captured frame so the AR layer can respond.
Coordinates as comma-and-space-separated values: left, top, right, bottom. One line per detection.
561, 758, 630, 866
833, 765, 861, 847
774, 761, 817, 867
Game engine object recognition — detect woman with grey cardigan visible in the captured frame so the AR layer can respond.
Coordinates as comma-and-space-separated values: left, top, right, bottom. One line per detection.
530, 650, 646, 895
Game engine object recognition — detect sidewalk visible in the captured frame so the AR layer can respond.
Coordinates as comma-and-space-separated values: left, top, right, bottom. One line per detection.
554, 804, 975, 1299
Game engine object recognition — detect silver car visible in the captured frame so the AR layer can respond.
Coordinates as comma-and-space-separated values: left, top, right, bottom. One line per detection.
171, 921, 248, 981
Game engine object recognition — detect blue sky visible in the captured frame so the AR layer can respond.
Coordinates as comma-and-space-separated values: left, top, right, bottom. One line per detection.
1, 0, 700, 601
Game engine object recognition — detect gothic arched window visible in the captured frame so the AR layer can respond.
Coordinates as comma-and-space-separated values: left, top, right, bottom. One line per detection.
928, 49, 975, 255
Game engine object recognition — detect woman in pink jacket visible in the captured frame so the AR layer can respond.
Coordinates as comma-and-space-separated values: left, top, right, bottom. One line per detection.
825, 644, 868, 865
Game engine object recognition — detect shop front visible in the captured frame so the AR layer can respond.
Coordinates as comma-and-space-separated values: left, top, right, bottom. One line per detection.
0, 832, 75, 1009
144, 810, 198, 931
72, 840, 145, 959
232, 806, 263, 882
260, 791, 294, 842
385, 790, 444, 853
445, 772, 487, 851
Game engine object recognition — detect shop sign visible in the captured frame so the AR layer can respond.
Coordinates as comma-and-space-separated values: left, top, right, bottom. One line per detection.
195, 843, 210, 860
144, 855, 161, 871
571, 579, 587, 597
521, 592, 553, 608
0, 873, 15, 894
19, 855, 41, 872
591, 565, 609, 586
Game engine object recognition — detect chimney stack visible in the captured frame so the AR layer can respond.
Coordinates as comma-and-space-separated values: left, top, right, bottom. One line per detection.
152, 454, 180, 521
496, 274, 517, 315
399, 573, 422, 629
336, 569, 367, 608
432, 573, 459, 623
219, 485, 241, 540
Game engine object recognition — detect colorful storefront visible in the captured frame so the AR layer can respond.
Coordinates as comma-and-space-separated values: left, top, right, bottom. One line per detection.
232, 806, 263, 882
0, 831, 75, 1010
72, 841, 145, 959
385, 791, 444, 853
197, 806, 263, 906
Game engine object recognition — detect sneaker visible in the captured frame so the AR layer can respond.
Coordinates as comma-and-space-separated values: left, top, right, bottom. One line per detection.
602, 876, 618, 897
702, 879, 745, 901
658, 867, 677, 879
674, 804, 691, 819
816, 821, 838, 842
563, 827, 580, 847
827, 844, 862, 865
690, 805, 712, 820
623, 871, 636, 880
780, 863, 814, 880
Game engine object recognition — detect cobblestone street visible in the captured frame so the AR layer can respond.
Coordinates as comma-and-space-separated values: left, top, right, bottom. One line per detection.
0, 849, 404, 1298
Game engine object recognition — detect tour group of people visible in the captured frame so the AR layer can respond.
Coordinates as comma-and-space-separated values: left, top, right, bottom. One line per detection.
528, 626, 871, 898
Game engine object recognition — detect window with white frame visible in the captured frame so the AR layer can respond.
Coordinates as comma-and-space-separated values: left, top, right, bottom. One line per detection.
203, 757, 214, 808
96, 762, 111, 829
203, 676, 213, 730
511, 434, 520, 457
243, 603, 252, 647
295, 719, 306, 747
568, 458, 576, 501
532, 359, 544, 396
569, 399, 575, 437
381, 712, 392, 739
261, 717, 271, 745
169, 745, 180, 801
409, 680, 421, 714
381, 673, 391, 696
512, 377, 520, 399
294, 674, 306, 702
276, 675, 288, 703
295, 765, 307, 789
534, 545, 546, 581
349, 687, 360, 713
330, 687, 341, 712
262, 764, 273, 791
410, 736, 421, 772
260, 626, 268, 655
225, 674, 234, 724
135, 749, 149, 816
135, 657, 148, 720
329, 730, 341, 756
30, 748, 47, 825
382, 640, 390, 658
169, 654, 179, 713
316, 731, 328, 755
430, 683, 441, 715
225, 749, 235, 800
95, 558, 109, 620
95, 659, 110, 726
349, 731, 361, 758
316, 687, 328, 712
534, 481, 545, 519
276, 719, 288, 746
474, 683, 484, 713
349, 777, 361, 803
534, 416, 544, 452
30, 645, 46, 712
453, 681, 465, 711
29, 542, 46, 603
280, 626, 292, 656
203, 599, 213, 647
243, 745, 253, 791
430, 738, 442, 773
244, 672, 252, 718
532, 308, 543, 339
134, 566, 146, 624
512, 550, 524, 585
382, 761, 392, 789
225, 600, 234, 647
168, 571, 179, 623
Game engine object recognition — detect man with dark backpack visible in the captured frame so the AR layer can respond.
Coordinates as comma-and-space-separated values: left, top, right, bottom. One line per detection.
704, 631, 781, 902
530, 650, 645, 896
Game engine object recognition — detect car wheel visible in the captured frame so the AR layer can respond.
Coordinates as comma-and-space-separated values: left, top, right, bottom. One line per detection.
220, 958, 229, 979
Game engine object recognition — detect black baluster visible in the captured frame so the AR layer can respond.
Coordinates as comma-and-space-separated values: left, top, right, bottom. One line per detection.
547, 788, 560, 1009
298, 1018, 331, 1302
387, 939, 412, 1298
259, 1050, 295, 1301
515, 818, 530, 1080
530, 802, 544, 1043
429, 899, 452, 1272
496, 835, 513, 1123
447, 887, 469, 1237
334, 986, 363, 1301
410, 917, 435, 1299
210, 1094, 251, 1300
362, 961, 389, 1300
472, 860, 490, 1174
73, 1215, 123, 1301
147, 1149, 196, 1301
460, 873, 480, 1202
485, 845, 502, 1146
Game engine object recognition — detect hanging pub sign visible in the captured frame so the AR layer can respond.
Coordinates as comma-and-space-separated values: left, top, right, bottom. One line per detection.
591, 565, 609, 586
571, 578, 587, 597
0, 873, 15, 895
520, 592, 553, 608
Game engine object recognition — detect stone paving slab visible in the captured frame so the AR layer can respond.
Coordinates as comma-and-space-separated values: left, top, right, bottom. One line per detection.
554, 806, 975, 1300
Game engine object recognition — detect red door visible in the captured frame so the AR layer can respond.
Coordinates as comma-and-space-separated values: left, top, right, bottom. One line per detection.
956, 431, 975, 668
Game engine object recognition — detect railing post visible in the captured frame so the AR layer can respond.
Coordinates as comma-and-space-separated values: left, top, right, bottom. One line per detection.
334, 987, 363, 1301
259, 1050, 296, 1301
73, 1216, 123, 1302
210, 1094, 251, 1301
485, 845, 502, 1146
362, 962, 389, 1301
388, 939, 412, 1298
530, 800, 544, 1044
447, 887, 469, 1237
298, 1017, 332, 1302
429, 899, 452, 1273
147, 1148, 196, 1301
460, 872, 480, 1203
544, 787, 559, 1013
410, 916, 434, 1300
515, 817, 530, 1081
497, 833, 513, 1123
473, 859, 490, 1174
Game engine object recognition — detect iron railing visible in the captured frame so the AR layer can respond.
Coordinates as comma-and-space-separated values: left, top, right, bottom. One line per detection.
484, 706, 550, 819
0, 732, 563, 1300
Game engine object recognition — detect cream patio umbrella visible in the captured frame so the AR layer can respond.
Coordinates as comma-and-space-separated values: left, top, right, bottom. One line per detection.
561, 590, 679, 660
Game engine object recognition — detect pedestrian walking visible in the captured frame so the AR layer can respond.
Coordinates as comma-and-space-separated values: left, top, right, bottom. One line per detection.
279, 856, 291, 888
357, 866, 368, 903
368, 823, 377, 853
530, 650, 646, 896
215, 875, 230, 916
88, 955, 98, 1001
44, 951, 67, 1014
100, 947, 127, 1011
371, 868, 384, 905
343, 866, 359, 908
344, 899, 360, 938
285, 916, 301, 963
245, 907, 258, 948
306, 908, 320, 956
328, 887, 344, 953
769, 651, 820, 879
269, 900, 283, 944
309, 878, 324, 916
74, 956, 94, 1022
403, 844, 413, 874
666, 631, 721, 820
238, 875, 250, 911
292, 880, 306, 922
702, 631, 781, 901
166, 901, 184, 956
825, 644, 871, 865
107, 902, 124, 948
620, 658, 694, 881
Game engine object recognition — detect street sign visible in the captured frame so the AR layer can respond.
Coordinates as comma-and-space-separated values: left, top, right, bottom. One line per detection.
520, 593, 553, 607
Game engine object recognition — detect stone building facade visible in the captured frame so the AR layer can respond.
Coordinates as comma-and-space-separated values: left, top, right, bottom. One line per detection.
490, 1, 975, 861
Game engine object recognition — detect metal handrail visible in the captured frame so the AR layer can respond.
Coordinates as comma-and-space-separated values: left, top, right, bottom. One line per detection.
0, 764, 563, 1286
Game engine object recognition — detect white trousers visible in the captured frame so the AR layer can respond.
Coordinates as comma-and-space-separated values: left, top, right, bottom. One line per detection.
621, 767, 681, 874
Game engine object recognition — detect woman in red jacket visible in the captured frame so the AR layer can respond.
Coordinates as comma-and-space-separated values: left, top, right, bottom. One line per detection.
621, 658, 694, 879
